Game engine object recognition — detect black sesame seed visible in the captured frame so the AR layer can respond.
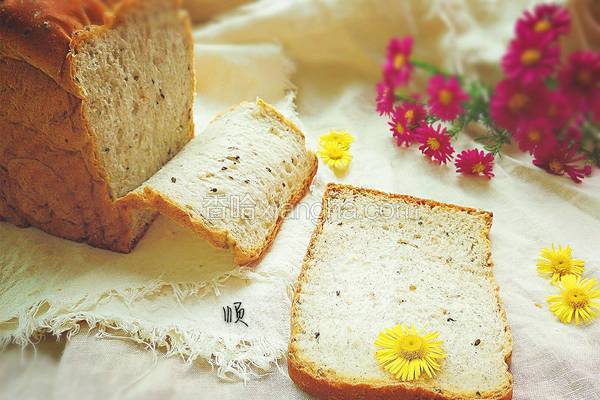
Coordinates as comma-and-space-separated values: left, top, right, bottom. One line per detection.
171, 177, 177, 183
210, 188, 217, 192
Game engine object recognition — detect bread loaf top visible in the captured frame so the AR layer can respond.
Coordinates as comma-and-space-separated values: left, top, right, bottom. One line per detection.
0, 0, 179, 94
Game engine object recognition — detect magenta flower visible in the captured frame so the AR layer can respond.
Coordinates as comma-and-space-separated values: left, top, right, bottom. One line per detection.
514, 117, 554, 154
388, 102, 426, 146
516, 4, 570, 40
383, 36, 414, 87
415, 124, 454, 164
376, 82, 396, 116
455, 149, 495, 179
501, 32, 560, 84
490, 79, 546, 131
426, 75, 468, 121
558, 50, 600, 111
544, 89, 574, 129
388, 110, 413, 147
533, 143, 589, 183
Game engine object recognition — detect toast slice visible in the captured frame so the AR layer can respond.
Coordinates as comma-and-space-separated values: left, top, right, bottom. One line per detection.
121, 99, 317, 265
289, 184, 512, 400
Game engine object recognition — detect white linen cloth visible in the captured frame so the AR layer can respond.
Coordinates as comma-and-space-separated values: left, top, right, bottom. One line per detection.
1, 0, 599, 399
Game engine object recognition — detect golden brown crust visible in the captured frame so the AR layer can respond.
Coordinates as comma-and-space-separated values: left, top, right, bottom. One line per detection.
0, 0, 192, 253
0, 0, 183, 94
289, 183, 513, 400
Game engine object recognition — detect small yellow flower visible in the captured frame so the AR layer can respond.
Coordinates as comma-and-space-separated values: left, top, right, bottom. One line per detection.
318, 140, 352, 173
375, 324, 446, 381
319, 130, 354, 150
537, 244, 584, 283
547, 275, 600, 325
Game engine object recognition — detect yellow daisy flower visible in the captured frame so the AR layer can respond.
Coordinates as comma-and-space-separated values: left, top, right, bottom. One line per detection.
375, 324, 446, 381
318, 140, 352, 173
536, 244, 584, 283
319, 130, 354, 150
547, 275, 600, 325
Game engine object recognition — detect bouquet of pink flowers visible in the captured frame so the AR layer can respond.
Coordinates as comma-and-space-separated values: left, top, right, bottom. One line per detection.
376, 3, 599, 183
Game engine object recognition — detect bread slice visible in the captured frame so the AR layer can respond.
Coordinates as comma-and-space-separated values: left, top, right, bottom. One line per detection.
289, 184, 512, 400
0, 0, 194, 252
121, 98, 318, 265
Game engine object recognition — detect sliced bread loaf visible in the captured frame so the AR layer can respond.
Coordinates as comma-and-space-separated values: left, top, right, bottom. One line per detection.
289, 184, 512, 400
121, 99, 318, 265
0, 0, 194, 251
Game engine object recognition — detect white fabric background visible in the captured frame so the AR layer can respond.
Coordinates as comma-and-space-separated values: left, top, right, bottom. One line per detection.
2, 0, 600, 399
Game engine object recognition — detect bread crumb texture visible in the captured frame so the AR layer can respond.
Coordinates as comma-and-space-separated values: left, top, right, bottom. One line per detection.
290, 184, 512, 400
121, 99, 317, 265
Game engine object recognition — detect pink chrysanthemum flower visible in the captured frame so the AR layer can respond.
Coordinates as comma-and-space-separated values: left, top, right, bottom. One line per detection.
545, 90, 573, 129
376, 82, 396, 116
415, 124, 454, 164
501, 32, 560, 84
426, 75, 468, 121
564, 125, 583, 150
516, 4, 570, 39
558, 51, 600, 111
455, 149, 495, 179
388, 102, 425, 146
490, 79, 546, 131
533, 143, 589, 183
514, 117, 554, 154
383, 36, 414, 87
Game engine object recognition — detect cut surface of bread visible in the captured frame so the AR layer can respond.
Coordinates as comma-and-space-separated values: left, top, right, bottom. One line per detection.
289, 184, 512, 400
73, 0, 195, 197
0, 0, 194, 252
121, 98, 318, 265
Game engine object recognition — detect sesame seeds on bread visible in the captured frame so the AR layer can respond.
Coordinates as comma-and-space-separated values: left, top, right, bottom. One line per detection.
289, 183, 512, 400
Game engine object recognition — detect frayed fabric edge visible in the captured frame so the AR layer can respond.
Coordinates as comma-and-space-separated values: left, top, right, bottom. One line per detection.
0, 266, 288, 381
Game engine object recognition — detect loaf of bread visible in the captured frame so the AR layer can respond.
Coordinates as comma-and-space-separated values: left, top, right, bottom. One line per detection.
289, 184, 513, 399
0, 2, 317, 264
0, 0, 195, 252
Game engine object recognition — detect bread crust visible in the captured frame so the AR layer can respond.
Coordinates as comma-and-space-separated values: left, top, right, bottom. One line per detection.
120, 99, 318, 265
289, 183, 513, 400
0, 0, 183, 95
0, 0, 194, 253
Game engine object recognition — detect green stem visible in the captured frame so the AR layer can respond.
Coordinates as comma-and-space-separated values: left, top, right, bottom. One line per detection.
410, 60, 447, 77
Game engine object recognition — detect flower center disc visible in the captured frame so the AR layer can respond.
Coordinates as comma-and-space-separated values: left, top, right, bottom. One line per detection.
521, 49, 541, 65
328, 146, 344, 160
438, 89, 453, 106
553, 259, 571, 274
528, 130, 541, 142
508, 93, 528, 111
534, 19, 551, 32
405, 109, 414, 124
396, 123, 405, 134
427, 137, 440, 150
549, 160, 563, 174
566, 288, 589, 309
394, 54, 406, 69
398, 335, 425, 359
472, 162, 485, 174
577, 71, 591, 85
